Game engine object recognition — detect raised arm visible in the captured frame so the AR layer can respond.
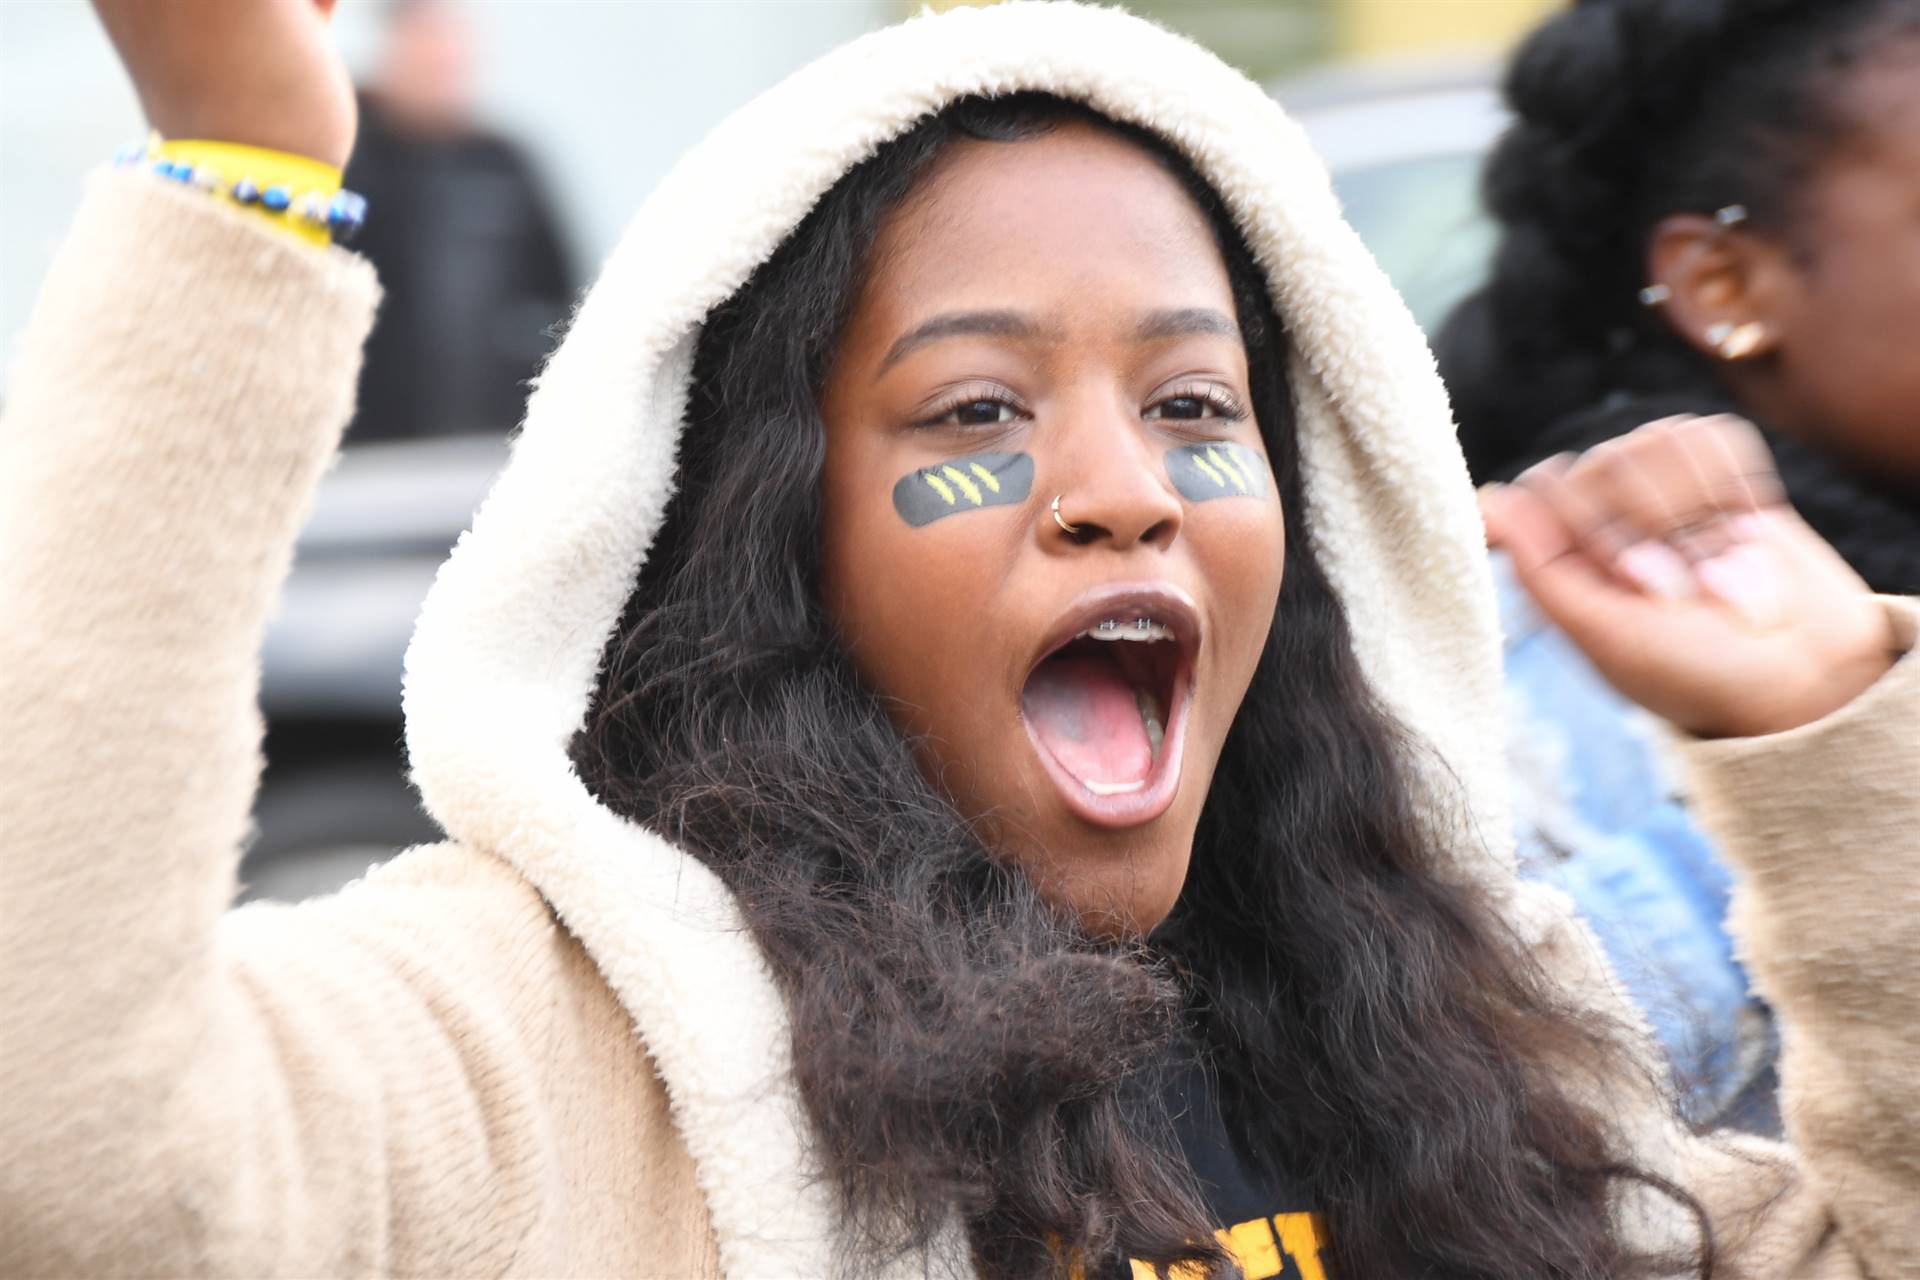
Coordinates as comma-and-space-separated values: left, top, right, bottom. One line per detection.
0, 7, 580, 1273
1484, 415, 1920, 1274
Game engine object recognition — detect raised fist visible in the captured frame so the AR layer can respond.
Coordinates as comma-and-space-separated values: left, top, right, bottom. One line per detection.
91, 0, 356, 170
1482, 414, 1896, 739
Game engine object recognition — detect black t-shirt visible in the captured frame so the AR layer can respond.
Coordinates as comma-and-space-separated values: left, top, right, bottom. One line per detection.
1116, 1046, 1329, 1280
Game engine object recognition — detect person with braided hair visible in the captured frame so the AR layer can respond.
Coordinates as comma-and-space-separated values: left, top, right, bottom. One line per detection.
1438, 0, 1920, 1132
1441, 0, 1920, 577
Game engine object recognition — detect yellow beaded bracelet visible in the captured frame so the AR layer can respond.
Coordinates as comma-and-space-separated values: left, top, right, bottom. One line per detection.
116, 133, 366, 249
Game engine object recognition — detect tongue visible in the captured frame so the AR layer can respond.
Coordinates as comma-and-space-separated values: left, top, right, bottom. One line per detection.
1021, 654, 1152, 790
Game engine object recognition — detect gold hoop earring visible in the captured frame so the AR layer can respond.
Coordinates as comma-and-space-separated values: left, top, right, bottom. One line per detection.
1050, 494, 1082, 535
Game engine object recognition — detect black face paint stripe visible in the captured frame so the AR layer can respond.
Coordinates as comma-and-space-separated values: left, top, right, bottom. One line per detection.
892, 452, 1036, 527
1166, 442, 1266, 502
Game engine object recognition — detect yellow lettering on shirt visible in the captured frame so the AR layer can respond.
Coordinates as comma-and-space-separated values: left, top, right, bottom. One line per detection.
1274, 1213, 1328, 1280
1129, 1212, 1325, 1279
1217, 1216, 1282, 1278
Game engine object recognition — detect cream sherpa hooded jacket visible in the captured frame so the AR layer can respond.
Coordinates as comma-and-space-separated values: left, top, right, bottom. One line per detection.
2, 5, 1917, 1277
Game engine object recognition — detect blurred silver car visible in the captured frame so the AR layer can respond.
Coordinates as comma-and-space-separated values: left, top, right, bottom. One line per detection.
248, 434, 505, 900
1282, 59, 1503, 334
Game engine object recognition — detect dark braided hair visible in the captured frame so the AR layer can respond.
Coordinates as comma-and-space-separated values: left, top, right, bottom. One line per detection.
1435, 0, 1920, 593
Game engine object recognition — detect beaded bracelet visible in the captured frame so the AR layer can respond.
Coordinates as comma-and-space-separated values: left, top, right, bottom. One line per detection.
114, 137, 368, 243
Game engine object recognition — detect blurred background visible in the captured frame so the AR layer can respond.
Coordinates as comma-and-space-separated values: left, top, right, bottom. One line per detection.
0, 0, 1556, 900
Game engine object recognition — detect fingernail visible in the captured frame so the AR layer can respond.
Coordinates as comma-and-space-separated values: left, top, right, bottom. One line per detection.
1617, 541, 1696, 600
1697, 543, 1786, 629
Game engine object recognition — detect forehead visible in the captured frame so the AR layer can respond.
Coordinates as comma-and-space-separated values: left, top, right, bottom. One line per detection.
858, 121, 1236, 321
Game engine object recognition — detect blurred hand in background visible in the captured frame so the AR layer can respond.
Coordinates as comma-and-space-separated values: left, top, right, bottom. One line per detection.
1484, 414, 1894, 741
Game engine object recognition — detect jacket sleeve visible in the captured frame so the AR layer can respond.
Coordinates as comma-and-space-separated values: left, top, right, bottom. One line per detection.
0, 172, 572, 1275
1676, 599, 1920, 1279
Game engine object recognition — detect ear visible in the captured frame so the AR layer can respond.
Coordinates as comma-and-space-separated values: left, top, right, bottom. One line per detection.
1644, 213, 1797, 361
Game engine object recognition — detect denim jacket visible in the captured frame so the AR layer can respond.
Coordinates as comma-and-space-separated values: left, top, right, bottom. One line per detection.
1495, 555, 1777, 1130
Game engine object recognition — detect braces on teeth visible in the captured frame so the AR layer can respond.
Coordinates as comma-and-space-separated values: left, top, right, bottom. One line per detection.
1081, 617, 1176, 642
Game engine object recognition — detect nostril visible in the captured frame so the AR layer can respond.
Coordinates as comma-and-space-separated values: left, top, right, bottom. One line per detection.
1055, 515, 1175, 548
1140, 516, 1178, 546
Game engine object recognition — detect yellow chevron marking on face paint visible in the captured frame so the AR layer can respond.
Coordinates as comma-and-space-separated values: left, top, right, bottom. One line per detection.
968, 461, 1001, 493
1190, 450, 1227, 487
1228, 450, 1259, 492
922, 471, 957, 505
1206, 446, 1249, 492
942, 464, 984, 505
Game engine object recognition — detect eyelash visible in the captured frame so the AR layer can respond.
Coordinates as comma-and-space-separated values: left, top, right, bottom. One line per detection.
1143, 382, 1249, 426
915, 381, 1030, 430
913, 381, 1249, 430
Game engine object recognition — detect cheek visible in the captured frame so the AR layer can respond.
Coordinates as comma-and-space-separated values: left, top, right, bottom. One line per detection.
1189, 491, 1287, 625
1788, 270, 1920, 474
1186, 491, 1287, 735
821, 484, 1020, 719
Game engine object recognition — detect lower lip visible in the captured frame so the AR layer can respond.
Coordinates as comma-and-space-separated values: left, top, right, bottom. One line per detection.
1020, 663, 1192, 829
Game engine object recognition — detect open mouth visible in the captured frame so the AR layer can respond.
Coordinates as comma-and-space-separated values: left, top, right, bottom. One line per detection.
1019, 585, 1198, 828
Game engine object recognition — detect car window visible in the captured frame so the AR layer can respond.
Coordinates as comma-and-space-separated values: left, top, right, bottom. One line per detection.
1330, 151, 1493, 336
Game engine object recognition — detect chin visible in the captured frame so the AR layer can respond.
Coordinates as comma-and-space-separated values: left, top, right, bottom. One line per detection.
1024, 834, 1194, 941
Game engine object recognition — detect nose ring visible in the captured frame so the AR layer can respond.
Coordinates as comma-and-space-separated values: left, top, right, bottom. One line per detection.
1050, 494, 1083, 535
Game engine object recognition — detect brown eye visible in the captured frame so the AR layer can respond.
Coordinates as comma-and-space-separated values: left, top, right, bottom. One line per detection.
954, 399, 1014, 426
915, 382, 1030, 431
1144, 383, 1247, 424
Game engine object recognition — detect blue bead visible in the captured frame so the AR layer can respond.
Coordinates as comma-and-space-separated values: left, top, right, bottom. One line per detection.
232, 177, 260, 204
327, 190, 368, 231
151, 159, 175, 179
260, 184, 291, 212
168, 164, 195, 184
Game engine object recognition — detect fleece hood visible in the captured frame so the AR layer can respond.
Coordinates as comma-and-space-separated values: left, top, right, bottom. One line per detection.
402, 4, 1686, 1273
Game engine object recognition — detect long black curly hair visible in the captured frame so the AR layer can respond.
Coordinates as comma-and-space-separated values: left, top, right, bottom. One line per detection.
1435, 0, 1920, 594
573, 94, 1706, 1279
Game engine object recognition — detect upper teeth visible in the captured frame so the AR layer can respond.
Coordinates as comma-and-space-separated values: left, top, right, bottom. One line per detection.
1082, 617, 1174, 642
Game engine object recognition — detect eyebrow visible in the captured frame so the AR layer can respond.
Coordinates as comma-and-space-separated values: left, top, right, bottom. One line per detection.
878, 310, 1040, 376
874, 305, 1242, 380
1135, 307, 1239, 342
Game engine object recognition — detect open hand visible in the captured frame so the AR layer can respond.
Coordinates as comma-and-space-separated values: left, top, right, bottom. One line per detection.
1482, 415, 1895, 739
91, 0, 356, 170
